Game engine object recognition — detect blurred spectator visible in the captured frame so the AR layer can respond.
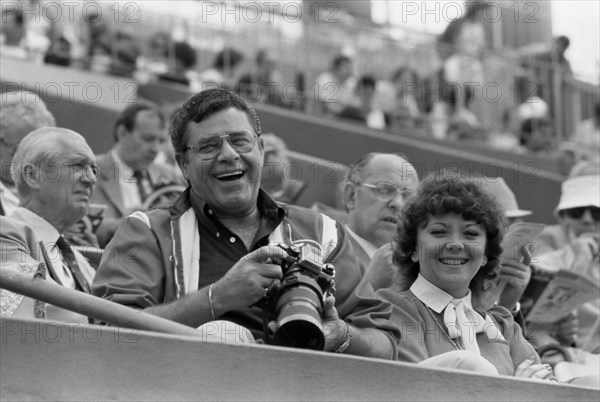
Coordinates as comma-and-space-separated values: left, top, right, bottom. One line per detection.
313, 54, 356, 116
519, 118, 556, 155
339, 75, 385, 129
388, 67, 422, 132
428, 21, 485, 140
81, 8, 112, 71
260, 133, 305, 204
238, 49, 288, 107
0, 91, 56, 216
157, 41, 198, 88
90, 102, 184, 246
137, 31, 171, 76
198, 47, 245, 90
508, 76, 550, 133
107, 30, 140, 78
1, 7, 26, 47
561, 102, 600, 168
526, 35, 572, 77
0, 6, 49, 60
437, 1, 490, 61
534, 172, 600, 350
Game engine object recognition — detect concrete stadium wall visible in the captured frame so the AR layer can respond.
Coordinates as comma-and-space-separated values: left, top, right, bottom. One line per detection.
1, 316, 596, 401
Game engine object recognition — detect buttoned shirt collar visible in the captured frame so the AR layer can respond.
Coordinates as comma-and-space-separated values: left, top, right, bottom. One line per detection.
410, 274, 474, 314
344, 225, 378, 258
189, 189, 284, 243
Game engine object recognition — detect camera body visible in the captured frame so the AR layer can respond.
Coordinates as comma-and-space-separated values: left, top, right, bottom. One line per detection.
267, 243, 336, 350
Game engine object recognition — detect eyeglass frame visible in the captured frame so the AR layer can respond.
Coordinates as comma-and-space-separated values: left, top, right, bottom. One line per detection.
184, 129, 260, 160
562, 206, 600, 221
355, 181, 416, 202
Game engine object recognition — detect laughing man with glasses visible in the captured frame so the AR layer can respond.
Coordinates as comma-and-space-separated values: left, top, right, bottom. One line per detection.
92, 89, 400, 359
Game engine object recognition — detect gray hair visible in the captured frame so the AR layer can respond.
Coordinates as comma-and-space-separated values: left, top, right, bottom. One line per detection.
11, 128, 84, 197
0, 92, 56, 140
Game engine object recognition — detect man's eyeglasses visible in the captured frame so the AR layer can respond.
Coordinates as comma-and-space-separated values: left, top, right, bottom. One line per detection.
563, 206, 600, 221
184, 130, 258, 160
357, 182, 415, 202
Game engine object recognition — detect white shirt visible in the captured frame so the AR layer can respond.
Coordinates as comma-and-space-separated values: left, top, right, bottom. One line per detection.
411, 274, 504, 351
0, 180, 20, 216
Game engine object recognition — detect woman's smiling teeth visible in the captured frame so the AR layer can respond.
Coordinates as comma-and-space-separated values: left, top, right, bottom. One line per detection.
438, 258, 468, 265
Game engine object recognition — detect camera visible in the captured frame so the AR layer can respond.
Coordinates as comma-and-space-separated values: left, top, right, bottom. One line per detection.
265, 243, 336, 350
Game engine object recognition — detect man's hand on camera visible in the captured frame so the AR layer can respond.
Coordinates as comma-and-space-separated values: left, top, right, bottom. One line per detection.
212, 245, 287, 313
321, 296, 349, 352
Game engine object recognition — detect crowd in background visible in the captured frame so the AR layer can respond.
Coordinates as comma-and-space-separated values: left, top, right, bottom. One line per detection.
1, 0, 598, 168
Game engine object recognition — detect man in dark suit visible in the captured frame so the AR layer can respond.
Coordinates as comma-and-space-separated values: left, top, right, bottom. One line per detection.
91, 102, 183, 246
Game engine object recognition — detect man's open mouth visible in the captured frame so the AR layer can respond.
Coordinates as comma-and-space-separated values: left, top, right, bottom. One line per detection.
215, 170, 245, 181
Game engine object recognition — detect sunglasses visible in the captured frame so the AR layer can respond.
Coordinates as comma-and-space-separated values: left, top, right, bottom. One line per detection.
563, 206, 600, 221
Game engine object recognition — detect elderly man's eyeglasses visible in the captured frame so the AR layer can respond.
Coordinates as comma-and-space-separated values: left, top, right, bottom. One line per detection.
357, 182, 415, 202
184, 130, 258, 160
563, 206, 600, 221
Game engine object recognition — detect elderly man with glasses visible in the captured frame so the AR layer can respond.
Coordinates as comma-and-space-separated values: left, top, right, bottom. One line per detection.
92, 89, 399, 359
341, 153, 419, 291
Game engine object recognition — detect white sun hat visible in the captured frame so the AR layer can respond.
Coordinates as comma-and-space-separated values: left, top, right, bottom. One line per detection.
555, 175, 600, 213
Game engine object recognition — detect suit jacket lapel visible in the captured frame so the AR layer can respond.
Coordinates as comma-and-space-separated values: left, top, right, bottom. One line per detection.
97, 153, 127, 217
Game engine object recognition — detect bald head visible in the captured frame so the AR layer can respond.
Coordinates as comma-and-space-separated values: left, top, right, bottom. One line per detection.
344, 153, 419, 247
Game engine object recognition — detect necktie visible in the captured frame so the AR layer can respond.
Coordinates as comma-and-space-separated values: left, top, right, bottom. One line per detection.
55, 235, 91, 293
133, 170, 149, 202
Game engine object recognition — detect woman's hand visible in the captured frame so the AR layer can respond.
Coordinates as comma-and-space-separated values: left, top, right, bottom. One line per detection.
514, 357, 554, 380
498, 246, 533, 310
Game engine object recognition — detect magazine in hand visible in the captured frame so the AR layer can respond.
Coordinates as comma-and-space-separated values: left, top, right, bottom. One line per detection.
521, 250, 600, 325
501, 222, 546, 263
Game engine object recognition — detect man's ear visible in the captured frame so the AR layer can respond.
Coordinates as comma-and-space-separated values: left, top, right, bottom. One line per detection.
175, 154, 190, 183
22, 163, 41, 190
342, 182, 356, 211
115, 124, 129, 141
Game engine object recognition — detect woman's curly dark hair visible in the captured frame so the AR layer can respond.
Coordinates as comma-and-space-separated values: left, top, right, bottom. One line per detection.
394, 171, 504, 297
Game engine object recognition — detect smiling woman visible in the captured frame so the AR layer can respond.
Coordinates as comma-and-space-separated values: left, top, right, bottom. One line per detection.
377, 172, 559, 380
